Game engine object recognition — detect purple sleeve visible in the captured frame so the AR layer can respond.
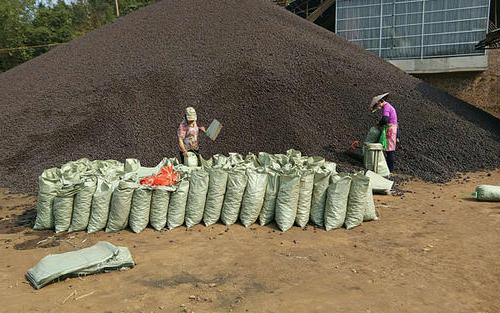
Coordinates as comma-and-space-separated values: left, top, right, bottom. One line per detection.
382, 106, 390, 117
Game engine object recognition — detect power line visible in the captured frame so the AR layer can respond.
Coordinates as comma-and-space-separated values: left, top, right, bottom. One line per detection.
0, 43, 64, 53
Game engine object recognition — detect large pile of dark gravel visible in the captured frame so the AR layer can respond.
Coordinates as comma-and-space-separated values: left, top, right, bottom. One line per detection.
0, 0, 498, 193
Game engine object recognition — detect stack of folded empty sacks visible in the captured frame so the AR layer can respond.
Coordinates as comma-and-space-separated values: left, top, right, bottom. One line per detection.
33, 150, 378, 233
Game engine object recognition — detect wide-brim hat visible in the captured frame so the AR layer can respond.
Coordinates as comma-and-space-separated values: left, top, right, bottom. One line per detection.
370, 93, 389, 111
185, 107, 197, 121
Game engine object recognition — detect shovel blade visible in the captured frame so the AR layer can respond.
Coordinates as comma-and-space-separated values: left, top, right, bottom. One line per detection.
205, 119, 222, 141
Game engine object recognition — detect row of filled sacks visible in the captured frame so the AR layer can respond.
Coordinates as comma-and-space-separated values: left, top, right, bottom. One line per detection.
36, 151, 337, 233
33, 157, 170, 232
99, 152, 336, 233
32, 150, 325, 232
127, 151, 341, 232
33, 158, 125, 230
34, 151, 376, 233
107, 167, 376, 233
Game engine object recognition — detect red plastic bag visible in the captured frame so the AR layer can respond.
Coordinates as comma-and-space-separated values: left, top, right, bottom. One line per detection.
140, 165, 178, 186
139, 176, 156, 186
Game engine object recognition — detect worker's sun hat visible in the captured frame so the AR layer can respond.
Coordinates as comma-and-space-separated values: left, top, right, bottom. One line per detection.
370, 92, 389, 112
185, 107, 197, 121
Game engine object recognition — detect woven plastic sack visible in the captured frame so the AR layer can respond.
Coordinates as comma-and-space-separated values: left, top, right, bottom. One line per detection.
275, 174, 300, 232
167, 180, 190, 229
203, 168, 228, 226
244, 152, 260, 168
88, 179, 118, 233
33, 168, 61, 230
212, 154, 229, 168
106, 181, 137, 232
26, 241, 134, 289
221, 170, 247, 225
323, 161, 337, 174
474, 185, 500, 202
324, 175, 352, 231
240, 169, 268, 227
228, 153, 244, 166
53, 185, 79, 233
185, 169, 209, 228
137, 158, 167, 178
184, 152, 199, 167
124, 158, 141, 173
364, 144, 390, 177
149, 187, 171, 230
345, 174, 370, 230
306, 156, 325, 171
295, 172, 314, 228
199, 155, 213, 168
309, 170, 332, 227
69, 177, 97, 232
274, 154, 289, 167
365, 126, 381, 144
129, 186, 153, 233
259, 171, 279, 226
364, 179, 378, 221
365, 170, 393, 193
92, 160, 124, 177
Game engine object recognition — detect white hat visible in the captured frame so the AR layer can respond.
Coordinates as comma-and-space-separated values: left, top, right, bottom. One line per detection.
370, 93, 389, 111
185, 107, 197, 121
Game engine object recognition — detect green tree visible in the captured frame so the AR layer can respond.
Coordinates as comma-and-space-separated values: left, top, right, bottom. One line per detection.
0, 0, 36, 72
0, 0, 155, 72
27, 1, 76, 56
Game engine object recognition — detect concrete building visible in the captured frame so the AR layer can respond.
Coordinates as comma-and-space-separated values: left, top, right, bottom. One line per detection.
284, 0, 499, 117
335, 0, 492, 73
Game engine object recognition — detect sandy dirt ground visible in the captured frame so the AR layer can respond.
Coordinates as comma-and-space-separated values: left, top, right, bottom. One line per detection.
0, 170, 499, 313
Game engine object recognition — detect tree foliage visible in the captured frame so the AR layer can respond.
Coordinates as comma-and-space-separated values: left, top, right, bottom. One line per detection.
0, 0, 154, 72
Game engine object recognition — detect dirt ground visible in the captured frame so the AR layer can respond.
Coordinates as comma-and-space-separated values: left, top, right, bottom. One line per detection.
0, 170, 499, 313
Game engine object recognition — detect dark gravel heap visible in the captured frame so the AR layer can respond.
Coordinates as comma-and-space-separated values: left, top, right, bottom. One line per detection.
0, 0, 498, 193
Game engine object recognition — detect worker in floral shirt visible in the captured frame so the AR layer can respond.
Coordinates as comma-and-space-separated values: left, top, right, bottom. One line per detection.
178, 107, 205, 164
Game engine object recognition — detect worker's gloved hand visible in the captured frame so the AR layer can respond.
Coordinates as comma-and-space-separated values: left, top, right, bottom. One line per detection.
183, 151, 188, 157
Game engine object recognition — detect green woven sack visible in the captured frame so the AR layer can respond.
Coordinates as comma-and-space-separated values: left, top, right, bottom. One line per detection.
149, 187, 171, 231
88, 179, 118, 233
240, 169, 268, 227
309, 170, 331, 227
259, 171, 279, 226
167, 180, 190, 229
203, 168, 228, 226
129, 186, 153, 233
33, 168, 62, 230
69, 177, 97, 232
275, 174, 300, 232
295, 172, 314, 228
106, 181, 137, 232
474, 185, 500, 202
345, 174, 370, 230
53, 185, 80, 233
324, 175, 352, 231
221, 170, 247, 226
185, 169, 209, 228
363, 179, 378, 221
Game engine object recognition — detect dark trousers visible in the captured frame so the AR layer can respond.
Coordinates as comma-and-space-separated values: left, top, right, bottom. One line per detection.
386, 151, 395, 172
179, 149, 199, 164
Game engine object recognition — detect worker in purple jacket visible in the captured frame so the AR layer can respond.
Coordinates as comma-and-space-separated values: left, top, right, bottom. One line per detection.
371, 93, 398, 172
